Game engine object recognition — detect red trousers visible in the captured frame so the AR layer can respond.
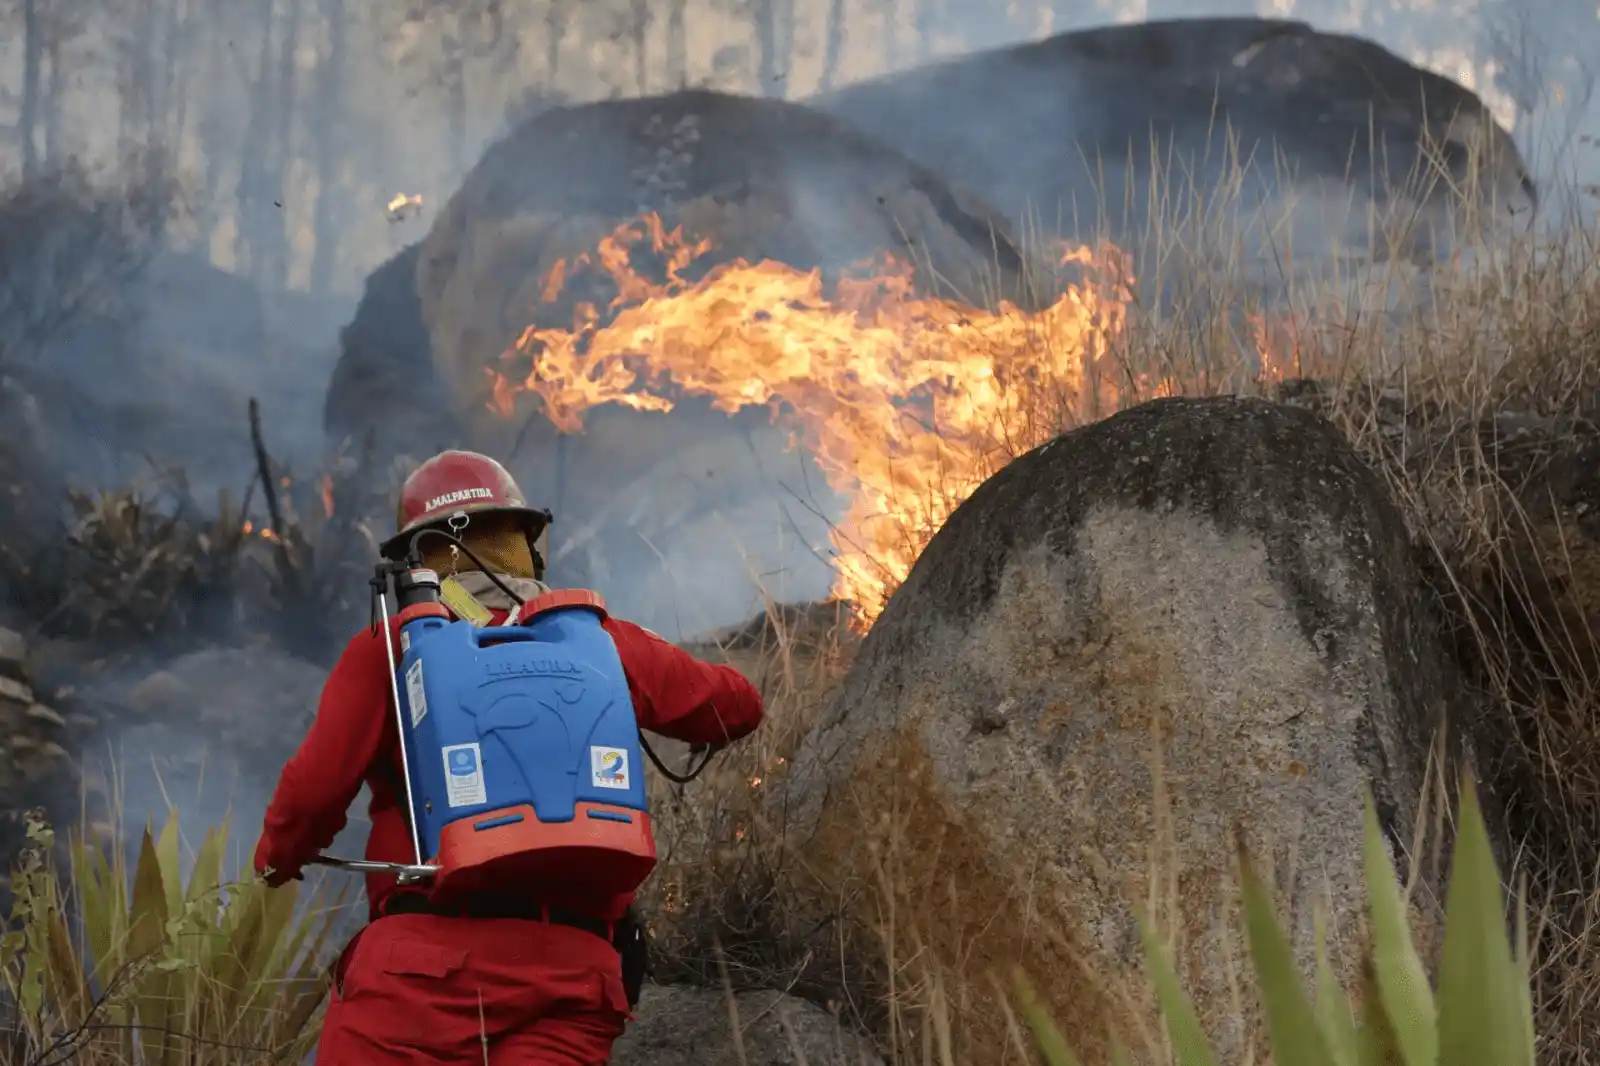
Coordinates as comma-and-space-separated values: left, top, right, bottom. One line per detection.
315, 914, 631, 1065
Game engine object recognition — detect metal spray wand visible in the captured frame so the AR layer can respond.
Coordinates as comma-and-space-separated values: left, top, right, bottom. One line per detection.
312, 562, 436, 884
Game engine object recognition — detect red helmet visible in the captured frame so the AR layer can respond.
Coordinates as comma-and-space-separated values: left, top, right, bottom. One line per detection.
381, 450, 553, 561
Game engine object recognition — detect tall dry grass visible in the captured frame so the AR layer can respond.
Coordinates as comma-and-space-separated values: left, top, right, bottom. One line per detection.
4, 130, 1594, 1064
644, 141, 1600, 1064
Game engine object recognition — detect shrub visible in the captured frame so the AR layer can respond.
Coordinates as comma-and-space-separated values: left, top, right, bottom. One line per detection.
1, 810, 343, 1066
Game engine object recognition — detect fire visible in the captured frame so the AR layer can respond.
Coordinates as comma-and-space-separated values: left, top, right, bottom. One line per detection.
487, 214, 1135, 629
387, 193, 424, 222
1250, 311, 1306, 384
240, 520, 280, 543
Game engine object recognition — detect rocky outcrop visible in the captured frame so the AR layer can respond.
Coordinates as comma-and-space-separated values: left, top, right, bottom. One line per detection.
613, 984, 882, 1066
779, 394, 1492, 1063
809, 18, 1535, 288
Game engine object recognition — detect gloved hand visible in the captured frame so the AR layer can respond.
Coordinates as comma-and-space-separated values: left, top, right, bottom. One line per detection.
258, 863, 304, 888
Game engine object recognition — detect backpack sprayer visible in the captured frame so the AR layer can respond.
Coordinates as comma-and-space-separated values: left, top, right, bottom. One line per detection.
310, 523, 718, 889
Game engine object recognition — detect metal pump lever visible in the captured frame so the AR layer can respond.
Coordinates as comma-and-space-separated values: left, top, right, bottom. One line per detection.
310, 854, 436, 884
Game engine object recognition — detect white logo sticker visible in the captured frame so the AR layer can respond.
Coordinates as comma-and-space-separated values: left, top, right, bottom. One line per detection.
423, 487, 494, 512
442, 743, 488, 807
590, 746, 630, 790
405, 660, 428, 728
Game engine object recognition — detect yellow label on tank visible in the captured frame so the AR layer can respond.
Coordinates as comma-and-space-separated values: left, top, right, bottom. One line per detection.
439, 577, 494, 627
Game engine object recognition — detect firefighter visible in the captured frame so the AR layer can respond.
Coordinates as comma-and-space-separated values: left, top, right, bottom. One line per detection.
254, 450, 764, 1065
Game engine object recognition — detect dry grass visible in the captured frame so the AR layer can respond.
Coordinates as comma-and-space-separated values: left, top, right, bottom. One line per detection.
5, 130, 1597, 1064
638, 148, 1600, 1064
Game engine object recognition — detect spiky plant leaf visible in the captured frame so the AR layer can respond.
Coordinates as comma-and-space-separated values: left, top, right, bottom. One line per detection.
1434, 780, 1535, 1066
128, 824, 177, 1066
1137, 918, 1221, 1066
1313, 911, 1361, 1066
154, 807, 183, 920
1239, 850, 1337, 1066
1352, 959, 1406, 1066
1362, 794, 1436, 1066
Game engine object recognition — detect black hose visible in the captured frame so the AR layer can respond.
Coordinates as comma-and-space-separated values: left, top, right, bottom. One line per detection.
404, 527, 529, 606
642, 737, 716, 784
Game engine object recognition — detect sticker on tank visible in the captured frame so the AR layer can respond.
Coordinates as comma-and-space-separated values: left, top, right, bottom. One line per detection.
442, 743, 488, 807
590, 746, 630, 789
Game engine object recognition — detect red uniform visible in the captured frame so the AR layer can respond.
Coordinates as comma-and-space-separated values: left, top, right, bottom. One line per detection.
255, 606, 763, 1065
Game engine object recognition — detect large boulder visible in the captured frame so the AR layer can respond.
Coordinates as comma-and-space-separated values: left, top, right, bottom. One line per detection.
613, 984, 883, 1066
326, 89, 1040, 632
779, 395, 1496, 1063
809, 18, 1535, 286
325, 89, 1042, 452
414, 88, 1040, 426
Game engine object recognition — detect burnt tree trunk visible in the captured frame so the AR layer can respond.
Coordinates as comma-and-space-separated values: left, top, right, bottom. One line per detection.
631, 0, 650, 93
233, 0, 279, 279
265, 0, 304, 290
819, 0, 846, 91
19, 0, 41, 177
545, 0, 565, 83
42, 25, 63, 166
309, 0, 346, 294
666, 0, 686, 88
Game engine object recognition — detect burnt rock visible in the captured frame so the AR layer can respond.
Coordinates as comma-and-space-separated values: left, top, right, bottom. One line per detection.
779, 394, 1497, 1064
417, 88, 1037, 418
325, 89, 1042, 459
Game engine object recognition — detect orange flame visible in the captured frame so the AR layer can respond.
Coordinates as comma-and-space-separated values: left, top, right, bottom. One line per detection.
241, 520, 280, 543
488, 215, 1136, 629
387, 192, 424, 218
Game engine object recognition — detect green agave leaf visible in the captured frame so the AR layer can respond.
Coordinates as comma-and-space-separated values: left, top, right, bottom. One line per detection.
1313, 911, 1361, 1066
127, 823, 177, 1066
1137, 916, 1221, 1066
1513, 881, 1535, 1064
39, 882, 90, 1031
1353, 958, 1405, 1066
1362, 794, 1436, 1066
1434, 780, 1534, 1066
1012, 970, 1085, 1066
1239, 850, 1337, 1066
71, 830, 118, 981
155, 807, 184, 922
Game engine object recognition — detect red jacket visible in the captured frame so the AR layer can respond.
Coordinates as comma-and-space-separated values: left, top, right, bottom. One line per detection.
253, 608, 763, 921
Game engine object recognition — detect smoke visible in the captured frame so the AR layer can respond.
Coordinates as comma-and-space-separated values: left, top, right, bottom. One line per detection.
0, 0, 1590, 886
